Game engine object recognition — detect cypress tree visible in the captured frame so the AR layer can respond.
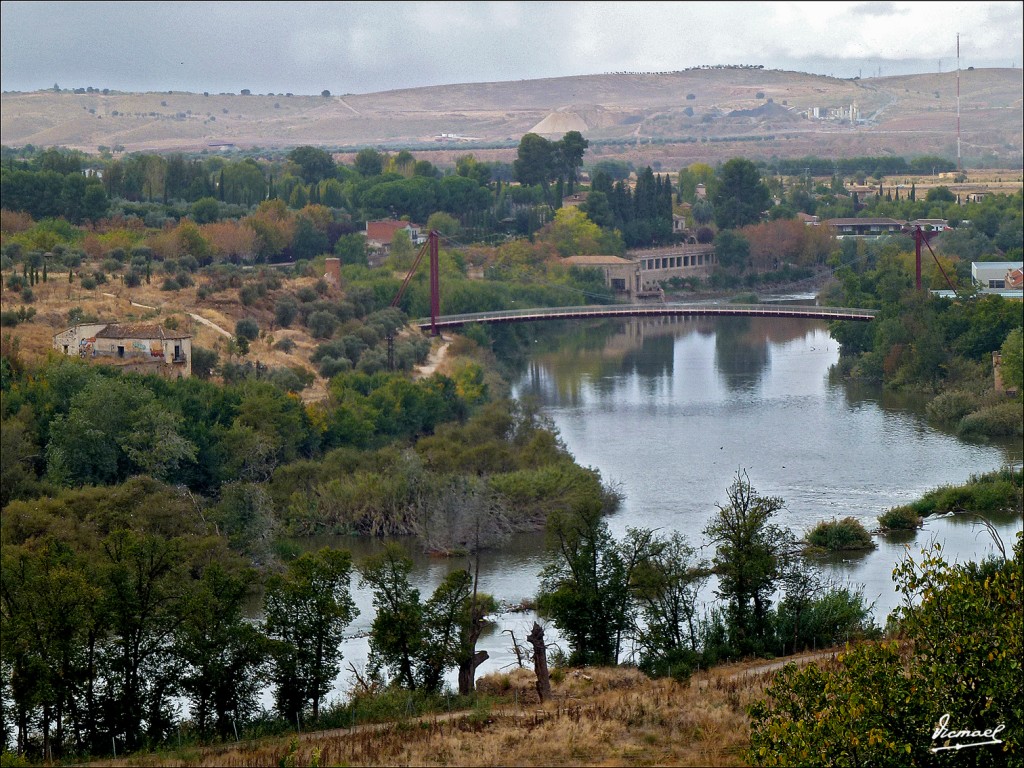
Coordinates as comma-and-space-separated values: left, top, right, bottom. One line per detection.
69, 269, 74, 283
219, 169, 225, 201
42, 261, 48, 282
909, 183, 916, 201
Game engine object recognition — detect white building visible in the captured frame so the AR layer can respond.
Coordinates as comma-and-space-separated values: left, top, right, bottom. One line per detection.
972, 262, 1024, 291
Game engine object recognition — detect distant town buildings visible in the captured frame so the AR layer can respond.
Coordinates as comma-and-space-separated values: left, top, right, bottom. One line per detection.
825, 217, 907, 238
563, 244, 718, 300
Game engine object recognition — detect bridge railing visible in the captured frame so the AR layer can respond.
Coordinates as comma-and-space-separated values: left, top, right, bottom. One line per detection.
413, 303, 878, 328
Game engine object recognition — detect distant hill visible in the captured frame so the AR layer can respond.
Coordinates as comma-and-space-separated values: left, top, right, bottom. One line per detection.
2, 67, 1021, 168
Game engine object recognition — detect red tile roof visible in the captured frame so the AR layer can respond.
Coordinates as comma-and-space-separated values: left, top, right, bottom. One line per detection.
365, 220, 416, 243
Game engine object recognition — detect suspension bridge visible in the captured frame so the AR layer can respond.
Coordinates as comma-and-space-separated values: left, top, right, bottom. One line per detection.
391, 231, 879, 337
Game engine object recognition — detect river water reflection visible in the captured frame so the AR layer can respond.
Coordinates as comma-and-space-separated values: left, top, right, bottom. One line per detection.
297, 316, 1022, 701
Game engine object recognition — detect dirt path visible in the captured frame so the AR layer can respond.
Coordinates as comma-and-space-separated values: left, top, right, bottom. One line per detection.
187, 312, 233, 338
412, 336, 451, 379
704, 649, 838, 687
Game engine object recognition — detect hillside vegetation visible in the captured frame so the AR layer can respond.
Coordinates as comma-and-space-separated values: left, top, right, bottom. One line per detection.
3, 67, 1021, 167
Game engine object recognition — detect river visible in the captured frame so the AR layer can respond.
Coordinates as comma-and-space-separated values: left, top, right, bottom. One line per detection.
286, 314, 1023, 704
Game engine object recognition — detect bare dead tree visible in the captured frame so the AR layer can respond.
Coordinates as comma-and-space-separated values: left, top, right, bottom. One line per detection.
457, 553, 489, 695
527, 622, 551, 702
502, 629, 526, 669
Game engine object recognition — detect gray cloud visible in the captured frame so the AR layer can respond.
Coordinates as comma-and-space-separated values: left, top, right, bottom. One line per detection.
1, 1, 1020, 95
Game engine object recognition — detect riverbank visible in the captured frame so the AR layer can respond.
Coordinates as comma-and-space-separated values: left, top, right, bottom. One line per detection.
89, 652, 839, 767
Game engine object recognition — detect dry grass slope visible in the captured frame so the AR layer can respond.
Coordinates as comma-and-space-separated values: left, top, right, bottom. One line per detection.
104, 658, 837, 767
3, 68, 1020, 167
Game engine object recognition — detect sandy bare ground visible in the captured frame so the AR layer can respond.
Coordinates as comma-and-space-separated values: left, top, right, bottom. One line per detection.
412, 336, 452, 379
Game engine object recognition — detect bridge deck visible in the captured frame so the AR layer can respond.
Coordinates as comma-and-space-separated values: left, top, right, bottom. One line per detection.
414, 303, 877, 330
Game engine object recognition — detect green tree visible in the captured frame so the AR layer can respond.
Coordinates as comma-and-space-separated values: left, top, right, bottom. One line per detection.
334, 233, 368, 266
632, 533, 709, 679
514, 133, 556, 193
714, 229, 751, 272
926, 185, 956, 203
556, 131, 589, 194
1000, 327, 1023, 393
264, 548, 357, 724
538, 499, 654, 666
81, 183, 109, 222
0, 537, 100, 759
386, 229, 415, 270
46, 378, 197, 487
455, 154, 492, 185
703, 471, 792, 656
691, 198, 715, 225
712, 158, 771, 230
190, 196, 220, 224
288, 146, 336, 184
354, 148, 384, 177
176, 560, 267, 740
360, 543, 424, 689
100, 527, 188, 750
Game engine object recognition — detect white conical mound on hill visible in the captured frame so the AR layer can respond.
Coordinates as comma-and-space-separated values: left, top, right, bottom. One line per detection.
527, 111, 589, 135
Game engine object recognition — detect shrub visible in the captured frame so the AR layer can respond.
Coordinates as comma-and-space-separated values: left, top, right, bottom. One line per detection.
0, 311, 20, 328
957, 402, 1023, 438
307, 310, 337, 339
275, 298, 299, 328
67, 307, 97, 324
318, 356, 352, 378
191, 346, 218, 379
161, 277, 181, 291
239, 284, 261, 306
235, 317, 260, 341
926, 390, 979, 424
806, 517, 874, 551
275, 337, 296, 353
266, 366, 307, 394
878, 505, 923, 531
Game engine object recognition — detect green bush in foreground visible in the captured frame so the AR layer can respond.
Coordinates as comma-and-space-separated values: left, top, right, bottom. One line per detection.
806, 517, 875, 551
749, 534, 1023, 766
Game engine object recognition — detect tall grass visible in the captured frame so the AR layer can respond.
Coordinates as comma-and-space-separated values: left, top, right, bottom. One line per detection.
805, 517, 875, 550
878, 467, 1023, 529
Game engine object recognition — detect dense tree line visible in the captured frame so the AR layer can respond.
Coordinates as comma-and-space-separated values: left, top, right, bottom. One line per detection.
537, 471, 876, 677
823, 223, 1023, 439
0, 477, 499, 758
585, 165, 674, 247
766, 154, 956, 178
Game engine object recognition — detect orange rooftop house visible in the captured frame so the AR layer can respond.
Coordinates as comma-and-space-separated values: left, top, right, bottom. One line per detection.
364, 219, 426, 258
53, 323, 192, 378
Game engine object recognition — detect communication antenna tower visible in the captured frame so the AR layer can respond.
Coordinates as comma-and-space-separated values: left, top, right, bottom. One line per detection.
956, 34, 962, 173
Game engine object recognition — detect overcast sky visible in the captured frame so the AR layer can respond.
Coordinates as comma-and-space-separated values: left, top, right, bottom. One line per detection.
1, 1, 1020, 95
